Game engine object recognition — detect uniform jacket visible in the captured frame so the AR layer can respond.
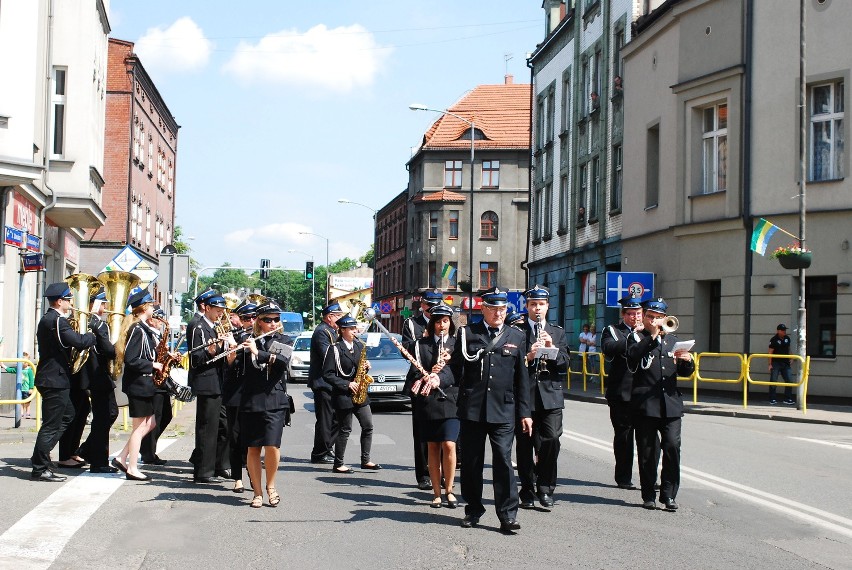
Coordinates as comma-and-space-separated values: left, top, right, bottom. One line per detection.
122, 322, 156, 399
407, 335, 458, 422
188, 315, 224, 396
78, 314, 116, 392
322, 338, 369, 410
600, 322, 634, 403
308, 321, 337, 391
523, 321, 569, 411
222, 326, 253, 407
401, 313, 428, 350
626, 330, 695, 419
33, 308, 96, 390
443, 321, 531, 424
238, 332, 291, 412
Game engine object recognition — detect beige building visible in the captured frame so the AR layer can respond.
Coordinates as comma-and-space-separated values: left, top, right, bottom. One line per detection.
622, 0, 850, 397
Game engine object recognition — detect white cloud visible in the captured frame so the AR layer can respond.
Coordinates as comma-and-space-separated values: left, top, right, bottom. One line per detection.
135, 17, 212, 73
223, 222, 365, 265
222, 24, 392, 92
224, 222, 311, 246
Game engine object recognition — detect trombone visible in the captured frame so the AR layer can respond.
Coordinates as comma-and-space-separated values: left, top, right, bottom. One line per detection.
69, 307, 126, 318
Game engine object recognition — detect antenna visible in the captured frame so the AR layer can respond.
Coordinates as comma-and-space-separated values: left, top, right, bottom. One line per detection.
504, 53, 513, 75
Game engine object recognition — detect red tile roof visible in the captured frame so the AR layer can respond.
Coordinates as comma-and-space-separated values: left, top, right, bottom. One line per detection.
414, 189, 468, 203
421, 84, 531, 151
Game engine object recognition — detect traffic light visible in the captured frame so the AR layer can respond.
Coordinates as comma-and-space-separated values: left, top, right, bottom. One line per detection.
260, 258, 270, 280
305, 261, 314, 281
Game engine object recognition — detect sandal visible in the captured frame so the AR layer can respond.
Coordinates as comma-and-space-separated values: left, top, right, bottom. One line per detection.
250, 495, 263, 509
430, 497, 443, 509
266, 487, 280, 507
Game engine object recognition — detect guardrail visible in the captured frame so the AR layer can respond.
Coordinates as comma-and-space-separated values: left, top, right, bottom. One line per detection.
0, 358, 41, 428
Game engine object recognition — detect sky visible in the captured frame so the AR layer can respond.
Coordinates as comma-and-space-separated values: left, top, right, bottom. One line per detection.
108, 1, 544, 274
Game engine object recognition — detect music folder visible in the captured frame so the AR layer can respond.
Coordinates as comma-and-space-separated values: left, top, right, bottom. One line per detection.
534, 346, 559, 360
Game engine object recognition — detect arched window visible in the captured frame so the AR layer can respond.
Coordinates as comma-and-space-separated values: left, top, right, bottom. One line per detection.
480, 211, 498, 240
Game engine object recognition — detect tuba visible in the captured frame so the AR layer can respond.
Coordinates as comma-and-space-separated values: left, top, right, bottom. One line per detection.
65, 273, 102, 373
98, 270, 141, 379
351, 339, 374, 405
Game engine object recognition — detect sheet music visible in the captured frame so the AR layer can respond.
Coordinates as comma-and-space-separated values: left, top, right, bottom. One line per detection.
534, 346, 559, 360
672, 340, 695, 353
268, 341, 293, 359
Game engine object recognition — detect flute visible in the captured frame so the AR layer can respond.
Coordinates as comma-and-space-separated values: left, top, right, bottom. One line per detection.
208, 325, 284, 363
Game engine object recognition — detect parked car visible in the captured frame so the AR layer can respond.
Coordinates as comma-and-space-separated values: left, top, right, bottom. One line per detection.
360, 333, 411, 406
288, 331, 313, 383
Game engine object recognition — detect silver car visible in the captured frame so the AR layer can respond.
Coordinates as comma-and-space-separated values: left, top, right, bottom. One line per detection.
288, 332, 312, 383
361, 333, 411, 405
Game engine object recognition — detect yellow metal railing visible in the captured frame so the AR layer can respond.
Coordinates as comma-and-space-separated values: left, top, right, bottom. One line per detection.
746, 353, 810, 413
0, 358, 41, 428
568, 352, 605, 394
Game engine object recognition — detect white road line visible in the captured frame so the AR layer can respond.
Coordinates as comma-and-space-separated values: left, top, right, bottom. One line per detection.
563, 430, 852, 539
790, 436, 852, 451
0, 438, 178, 569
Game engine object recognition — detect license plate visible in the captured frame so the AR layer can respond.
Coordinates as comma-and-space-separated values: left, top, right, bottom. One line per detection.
368, 384, 397, 393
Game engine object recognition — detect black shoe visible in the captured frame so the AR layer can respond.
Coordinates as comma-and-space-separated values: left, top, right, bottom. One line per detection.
642, 500, 656, 510
31, 470, 66, 482
662, 498, 678, 511
519, 489, 536, 509
537, 491, 554, 509
143, 456, 168, 466
417, 479, 433, 490
215, 469, 232, 479
519, 498, 535, 509
617, 482, 637, 490
332, 466, 355, 474
126, 472, 150, 482
499, 519, 521, 534
461, 515, 480, 528
360, 463, 382, 470
111, 458, 127, 473
57, 459, 87, 469
311, 456, 335, 464
194, 476, 224, 484
90, 466, 119, 474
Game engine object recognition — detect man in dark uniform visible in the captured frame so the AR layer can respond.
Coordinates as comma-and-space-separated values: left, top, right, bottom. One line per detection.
443, 287, 532, 533
309, 302, 346, 463
600, 296, 645, 490
516, 285, 569, 510
626, 298, 694, 511
402, 288, 443, 489
140, 306, 173, 466
188, 294, 231, 483
74, 288, 119, 473
30, 282, 97, 481
186, 288, 218, 467
768, 323, 795, 405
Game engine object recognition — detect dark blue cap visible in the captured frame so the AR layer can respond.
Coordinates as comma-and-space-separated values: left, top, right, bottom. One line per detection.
421, 289, 444, 305
618, 296, 643, 310
235, 301, 258, 316
505, 310, 525, 326
90, 287, 107, 302
777, 323, 787, 330
642, 298, 668, 315
152, 305, 166, 320
194, 288, 219, 307
322, 302, 345, 316
205, 296, 228, 308
128, 289, 154, 309
45, 282, 72, 299
523, 285, 549, 300
428, 303, 453, 319
336, 315, 358, 329
481, 287, 508, 306
256, 301, 281, 316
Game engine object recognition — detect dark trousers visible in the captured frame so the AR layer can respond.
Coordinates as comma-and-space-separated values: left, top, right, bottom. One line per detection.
411, 396, 429, 483
195, 395, 225, 477
58, 386, 91, 461
31, 387, 74, 473
608, 399, 636, 486
77, 389, 118, 467
460, 419, 518, 522
225, 405, 246, 481
769, 365, 794, 400
333, 405, 373, 467
634, 414, 682, 502
516, 404, 563, 496
311, 389, 338, 460
141, 391, 173, 461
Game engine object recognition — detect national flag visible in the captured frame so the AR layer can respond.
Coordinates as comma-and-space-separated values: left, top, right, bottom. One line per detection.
750, 218, 780, 255
441, 263, 456, 280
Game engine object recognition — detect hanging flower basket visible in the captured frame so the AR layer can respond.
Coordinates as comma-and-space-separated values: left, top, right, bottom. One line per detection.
770, 243, 812, 269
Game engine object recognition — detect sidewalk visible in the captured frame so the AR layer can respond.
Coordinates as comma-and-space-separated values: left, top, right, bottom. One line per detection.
564, 381, 852, 427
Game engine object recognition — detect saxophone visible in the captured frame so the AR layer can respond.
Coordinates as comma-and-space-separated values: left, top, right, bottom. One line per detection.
152, 317, 180, 387
351, 340, 374, 405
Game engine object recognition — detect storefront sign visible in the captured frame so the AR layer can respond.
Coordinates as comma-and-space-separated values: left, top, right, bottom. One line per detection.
12, 192, 38, 233
44, 219, 59, 251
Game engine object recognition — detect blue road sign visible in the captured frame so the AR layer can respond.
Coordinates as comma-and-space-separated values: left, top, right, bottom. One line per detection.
4, 226, 24, 248
25, 233, 41, 252
605, 272, 655, 307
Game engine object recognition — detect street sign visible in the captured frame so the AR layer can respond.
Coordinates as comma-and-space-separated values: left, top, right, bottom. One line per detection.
371, 302, 381, 314
21, 253, 45, 272
111, 245, 143, 272
132, 260, 158, 288
25, 233, 40, 252
4, 226, 24, 248
605, 271, 655, 307
379, 301, 393, 314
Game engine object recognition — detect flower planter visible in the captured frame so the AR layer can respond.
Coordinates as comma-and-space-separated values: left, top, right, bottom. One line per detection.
777, 252, 812, 269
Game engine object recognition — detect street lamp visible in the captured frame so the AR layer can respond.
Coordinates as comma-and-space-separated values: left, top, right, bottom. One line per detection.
337, 198, 377, 215
289, 248, 316, 327
299, 231, 330, 303
410, 103, 476, 319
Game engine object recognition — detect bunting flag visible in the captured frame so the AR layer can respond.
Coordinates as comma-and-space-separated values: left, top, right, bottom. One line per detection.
750, 218, 780, 255
441, 263, 456, 280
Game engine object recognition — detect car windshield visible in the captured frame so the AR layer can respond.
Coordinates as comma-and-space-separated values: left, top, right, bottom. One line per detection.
364, 338, 403, 360
293, 337, 311, 351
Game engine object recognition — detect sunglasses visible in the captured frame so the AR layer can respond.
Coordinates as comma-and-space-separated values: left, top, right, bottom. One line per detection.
240, 315, 256, 321
260, 317, 281, 323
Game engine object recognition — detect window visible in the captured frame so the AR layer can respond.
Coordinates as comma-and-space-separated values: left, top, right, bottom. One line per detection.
581, 59, 590, 116
449, 210, 459, 239
428, 261, 437, 288
646, 124, 660, 208
479, 262, 498, 289
537, 95, 547, 150
533, 188, 543, 241
480, 211, 498, 239
447, 261, 458, 288
482, 160, 500, 187
148, 136, 154, 173
133, 117, 141, 160
544, 183, 553, 237
558, 175, 570, 231
444, 160, 462, 187
561, 70, 571, 131
702, 103, 728, 193
611, 144, 623, 211
613, 29, 625, 85
429, 211, 438, 239
591, 50, 602, 110
578, 163, 588, 224
810, 80, 844, 181
545, 88, 555, 143
51, 67, 67, 157
589, 156, 600, 220
139, 125, 146, 166
805, 276, 837, 358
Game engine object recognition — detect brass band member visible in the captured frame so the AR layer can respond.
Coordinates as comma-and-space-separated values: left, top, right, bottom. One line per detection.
322, 315, 380, 474
112, 289, 160, 481
186, 288, 219, 469
407, 303, 459, 508
233, 301, 291, 508
140, 306, 174, 467
308, 303, 346, 464
30, 282, 96, 482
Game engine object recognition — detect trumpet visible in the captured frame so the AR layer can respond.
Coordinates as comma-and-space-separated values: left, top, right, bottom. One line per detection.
661, 315, 679, 334
70, 307, 126, 318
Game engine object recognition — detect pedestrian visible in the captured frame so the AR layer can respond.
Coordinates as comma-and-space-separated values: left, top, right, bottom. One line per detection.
308, 302, 346, 464
768, 324, 795, 405
587, 323, 599, 376
6, 351, 35, 419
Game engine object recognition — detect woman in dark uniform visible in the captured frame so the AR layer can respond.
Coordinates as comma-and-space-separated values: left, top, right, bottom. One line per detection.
112, 289, 161, 481
408, 304, 459, 508
223, 300, 257, 494
236, 301, 291, 508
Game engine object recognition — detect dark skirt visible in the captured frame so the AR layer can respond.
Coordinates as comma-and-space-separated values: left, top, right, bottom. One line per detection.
419, 417, 460, 443
127, 395, 154, 418
240, 409, 286, 447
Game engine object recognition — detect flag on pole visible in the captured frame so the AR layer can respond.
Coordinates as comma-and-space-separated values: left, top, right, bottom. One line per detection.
750, 218, 780, 255
441, 263, 456, 280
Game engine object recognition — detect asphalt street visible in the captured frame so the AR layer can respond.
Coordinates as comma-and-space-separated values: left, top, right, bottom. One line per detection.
1, 388, 850, 570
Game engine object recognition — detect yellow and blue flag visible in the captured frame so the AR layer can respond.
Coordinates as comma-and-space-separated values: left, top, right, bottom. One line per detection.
750, 218, 779, 255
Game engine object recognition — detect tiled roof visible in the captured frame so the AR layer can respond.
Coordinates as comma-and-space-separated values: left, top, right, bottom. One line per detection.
420, 84, 531, 151
414, 190, 468, 203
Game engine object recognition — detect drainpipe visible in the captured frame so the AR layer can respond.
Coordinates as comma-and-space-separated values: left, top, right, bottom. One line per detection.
742, 0, 754, 356
523, 55, 535, 287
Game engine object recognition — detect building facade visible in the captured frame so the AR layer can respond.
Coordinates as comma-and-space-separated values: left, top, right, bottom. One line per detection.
373, 190, 408, 332
406, 78, 531, 323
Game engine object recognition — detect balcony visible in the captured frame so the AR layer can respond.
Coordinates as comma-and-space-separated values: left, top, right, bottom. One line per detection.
44, 165, 106, 229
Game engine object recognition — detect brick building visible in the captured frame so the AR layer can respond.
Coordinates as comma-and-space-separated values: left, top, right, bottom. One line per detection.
373, 190, 408, 332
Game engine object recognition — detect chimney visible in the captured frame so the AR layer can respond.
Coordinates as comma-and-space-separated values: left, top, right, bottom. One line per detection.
505, 74, 514, 85
543, 0, 564, 35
